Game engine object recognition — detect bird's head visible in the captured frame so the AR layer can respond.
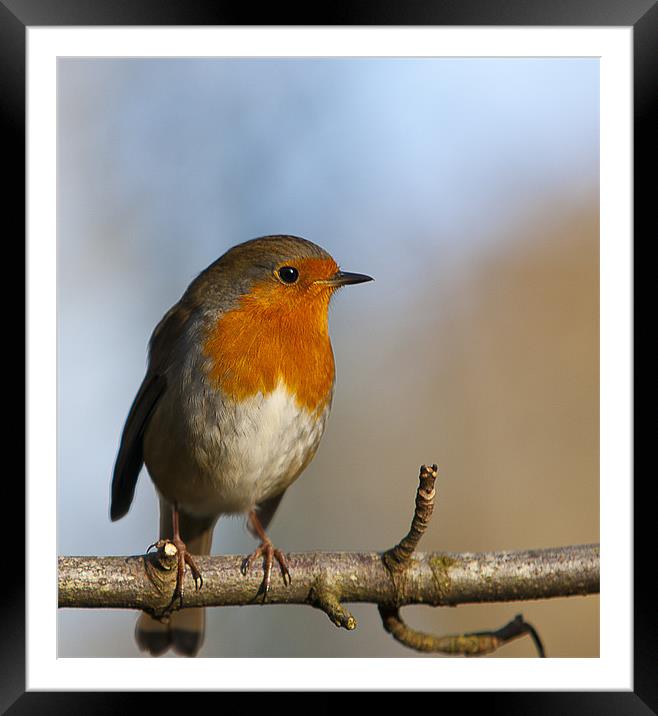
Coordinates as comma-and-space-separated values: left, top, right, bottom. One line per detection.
191, 235, 373, 320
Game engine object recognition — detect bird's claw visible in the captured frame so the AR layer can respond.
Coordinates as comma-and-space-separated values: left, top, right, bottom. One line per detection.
241, 540, 291, 597
155, 537, 204, 611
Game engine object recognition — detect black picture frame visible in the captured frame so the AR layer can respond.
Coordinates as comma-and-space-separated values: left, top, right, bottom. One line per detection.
8, 0, 648, 712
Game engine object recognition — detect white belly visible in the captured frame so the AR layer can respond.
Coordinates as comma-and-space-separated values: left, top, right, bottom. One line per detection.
144, 377, 331, 517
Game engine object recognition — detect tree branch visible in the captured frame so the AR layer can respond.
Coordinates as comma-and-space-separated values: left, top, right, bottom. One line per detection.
58, 545, 598, 611
58, 465, 599, 656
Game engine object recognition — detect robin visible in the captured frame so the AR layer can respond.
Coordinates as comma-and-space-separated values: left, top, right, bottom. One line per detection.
110, 235, 372, 657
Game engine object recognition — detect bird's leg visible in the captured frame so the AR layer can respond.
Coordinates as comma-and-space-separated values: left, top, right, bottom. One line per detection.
241, 510, 291, 596
168, 503, 203, 608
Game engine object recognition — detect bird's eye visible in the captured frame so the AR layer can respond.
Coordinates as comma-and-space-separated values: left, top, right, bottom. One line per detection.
277, 266, 299, 284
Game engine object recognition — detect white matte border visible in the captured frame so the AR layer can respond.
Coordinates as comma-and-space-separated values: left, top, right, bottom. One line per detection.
27, 26, 632, 691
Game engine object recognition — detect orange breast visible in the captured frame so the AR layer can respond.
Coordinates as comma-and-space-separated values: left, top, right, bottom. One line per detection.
203, 280, 335, 416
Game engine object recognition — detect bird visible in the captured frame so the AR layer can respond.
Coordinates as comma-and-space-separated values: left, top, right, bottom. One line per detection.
110, 235, 373, 657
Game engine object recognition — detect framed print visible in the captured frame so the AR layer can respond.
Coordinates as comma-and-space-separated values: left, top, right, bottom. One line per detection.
10, 0, 648, 711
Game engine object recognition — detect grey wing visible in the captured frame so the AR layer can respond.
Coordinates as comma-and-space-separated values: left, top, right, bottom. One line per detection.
110, 301, 193, 521
110, 371, 166, 521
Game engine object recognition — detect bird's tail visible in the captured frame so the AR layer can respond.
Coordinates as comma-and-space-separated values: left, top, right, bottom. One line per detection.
135, 502, 216, 657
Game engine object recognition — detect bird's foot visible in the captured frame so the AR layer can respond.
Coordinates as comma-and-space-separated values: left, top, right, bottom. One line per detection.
171, 537, 203, 606
241, 538, 291, 597
149, 537, 203, 612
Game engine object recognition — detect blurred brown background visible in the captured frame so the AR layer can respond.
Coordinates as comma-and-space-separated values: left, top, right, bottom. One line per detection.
58, 58, 599, 657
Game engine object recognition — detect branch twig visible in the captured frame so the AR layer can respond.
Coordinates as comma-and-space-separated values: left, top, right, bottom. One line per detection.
379, 464, 546, 656
383, 463, 438, 573
379, 610, 546, 657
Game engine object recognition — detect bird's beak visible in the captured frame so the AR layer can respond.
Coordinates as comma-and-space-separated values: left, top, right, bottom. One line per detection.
322, 270, 374, 287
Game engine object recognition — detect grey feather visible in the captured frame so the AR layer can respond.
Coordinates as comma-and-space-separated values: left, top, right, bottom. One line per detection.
110, 371, 166, 521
